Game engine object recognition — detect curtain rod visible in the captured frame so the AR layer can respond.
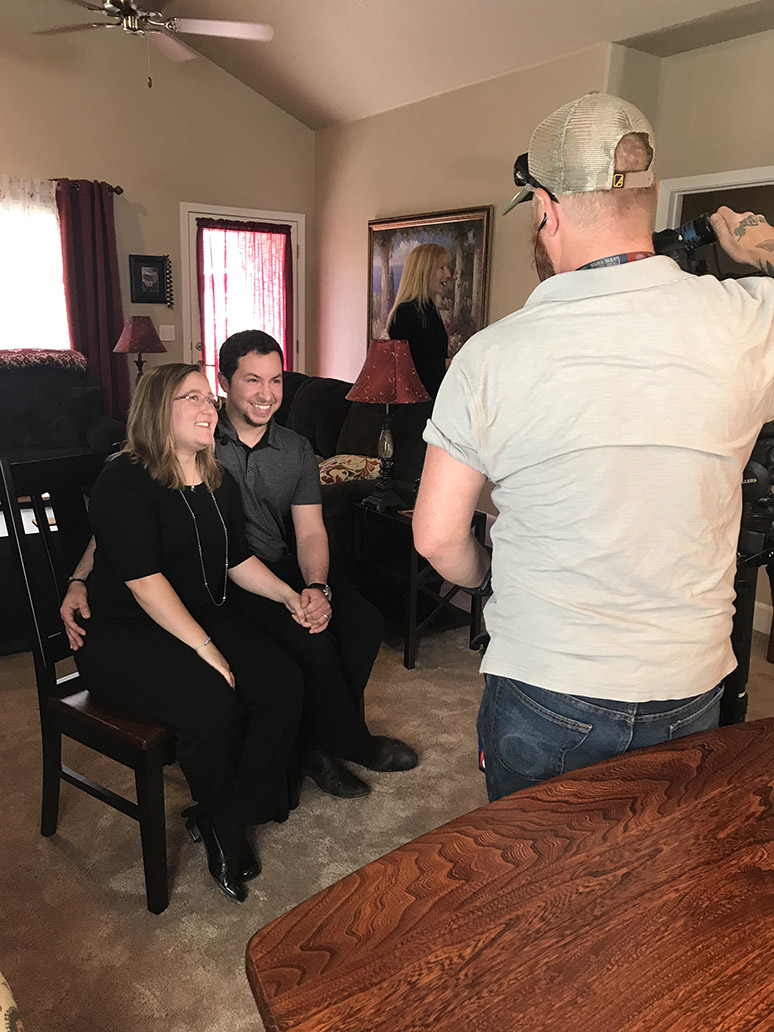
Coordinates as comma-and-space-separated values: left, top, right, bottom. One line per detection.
53, 180, 124, 195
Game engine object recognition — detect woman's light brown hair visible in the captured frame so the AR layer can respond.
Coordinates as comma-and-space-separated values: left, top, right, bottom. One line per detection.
119, 363, 222, 491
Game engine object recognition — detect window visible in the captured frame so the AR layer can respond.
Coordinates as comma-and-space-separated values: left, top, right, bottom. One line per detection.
0, 175, 70, 351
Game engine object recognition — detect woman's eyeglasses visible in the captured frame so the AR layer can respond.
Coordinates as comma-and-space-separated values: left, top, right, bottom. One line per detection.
173, 392, 223, 410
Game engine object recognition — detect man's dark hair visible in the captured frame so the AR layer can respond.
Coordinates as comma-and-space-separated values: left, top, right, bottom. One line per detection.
219, 330, 283, 383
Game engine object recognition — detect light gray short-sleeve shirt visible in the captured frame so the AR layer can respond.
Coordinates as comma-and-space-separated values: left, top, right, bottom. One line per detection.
425, 257, 774, 701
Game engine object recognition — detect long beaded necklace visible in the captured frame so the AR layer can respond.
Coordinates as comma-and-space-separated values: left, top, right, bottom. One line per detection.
178, 486, 229, 607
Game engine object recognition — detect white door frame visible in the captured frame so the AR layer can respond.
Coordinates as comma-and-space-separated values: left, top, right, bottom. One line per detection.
655, 165, 774, 230
180, 202, 306, 371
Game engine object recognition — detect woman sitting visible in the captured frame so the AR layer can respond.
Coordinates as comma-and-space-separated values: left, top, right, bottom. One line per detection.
75, 363, 313, 904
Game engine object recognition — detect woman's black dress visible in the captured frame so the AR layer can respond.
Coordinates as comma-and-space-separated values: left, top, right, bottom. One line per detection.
388, 299, 448, 398
75, 454, 303, 826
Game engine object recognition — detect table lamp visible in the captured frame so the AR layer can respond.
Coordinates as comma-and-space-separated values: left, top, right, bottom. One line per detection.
113, 316, 167, 381
346, 339, 430, 511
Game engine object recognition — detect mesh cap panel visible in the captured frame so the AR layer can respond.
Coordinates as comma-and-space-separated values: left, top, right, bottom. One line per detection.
529, 93, 655, 196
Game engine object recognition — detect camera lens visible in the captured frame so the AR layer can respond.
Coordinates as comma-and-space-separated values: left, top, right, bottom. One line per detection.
680, 214, 715, 252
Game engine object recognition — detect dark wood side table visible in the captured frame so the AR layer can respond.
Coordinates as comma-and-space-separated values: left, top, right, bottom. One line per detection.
246, 718, 774, 1032
352, 502, 486, 669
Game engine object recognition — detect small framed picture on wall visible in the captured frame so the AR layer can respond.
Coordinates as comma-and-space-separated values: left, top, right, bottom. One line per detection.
129, 254, 171, 305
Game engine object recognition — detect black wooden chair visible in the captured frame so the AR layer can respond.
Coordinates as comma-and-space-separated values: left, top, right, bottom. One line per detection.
0, 454, 176, 914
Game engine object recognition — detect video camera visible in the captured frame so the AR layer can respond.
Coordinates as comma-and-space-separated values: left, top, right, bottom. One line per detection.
652, 213, 716, 273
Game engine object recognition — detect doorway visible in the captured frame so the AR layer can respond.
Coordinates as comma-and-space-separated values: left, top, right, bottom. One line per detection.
180, 202, 306, 391
656, 166, 774, 277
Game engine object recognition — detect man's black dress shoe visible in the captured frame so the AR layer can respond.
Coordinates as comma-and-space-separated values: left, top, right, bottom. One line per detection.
364, 736, 418, 772
185, 814, 248, 902
238, 841, 261, 881
301, 749, 370, 798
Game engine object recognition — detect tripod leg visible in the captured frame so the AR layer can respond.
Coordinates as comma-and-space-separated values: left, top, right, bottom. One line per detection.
721, 563, 756, 726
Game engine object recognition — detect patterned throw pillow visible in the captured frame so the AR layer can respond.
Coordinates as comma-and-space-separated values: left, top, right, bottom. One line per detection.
0, 971, 23, 1032
318, 454, 380, 485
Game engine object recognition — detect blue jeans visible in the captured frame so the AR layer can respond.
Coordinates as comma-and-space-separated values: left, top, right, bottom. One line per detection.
477, 675, 724, 802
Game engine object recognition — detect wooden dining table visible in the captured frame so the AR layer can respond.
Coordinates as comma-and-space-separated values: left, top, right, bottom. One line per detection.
246, 719, 774, 1032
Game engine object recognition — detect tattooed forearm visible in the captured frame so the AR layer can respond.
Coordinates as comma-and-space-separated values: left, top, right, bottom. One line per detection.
734, 214, 769, 239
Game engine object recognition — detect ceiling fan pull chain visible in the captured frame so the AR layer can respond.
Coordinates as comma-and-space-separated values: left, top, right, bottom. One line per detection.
146, 31, 152, 88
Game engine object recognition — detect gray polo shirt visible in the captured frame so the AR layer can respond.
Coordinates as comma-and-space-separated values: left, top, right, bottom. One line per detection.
215, 413, 321, 563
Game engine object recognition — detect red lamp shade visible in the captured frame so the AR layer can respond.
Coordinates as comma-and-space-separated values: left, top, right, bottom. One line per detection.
113, 316, 167, 355
346, 339, 431, 404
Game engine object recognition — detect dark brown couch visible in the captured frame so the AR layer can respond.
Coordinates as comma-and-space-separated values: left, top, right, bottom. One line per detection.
0, 349, 125, 654
276, 371, 433, 578
0, 349, 125, 461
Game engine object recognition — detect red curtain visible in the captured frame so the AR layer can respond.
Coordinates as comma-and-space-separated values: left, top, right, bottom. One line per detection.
56, 179, 129, 419
196, 218, 294, 386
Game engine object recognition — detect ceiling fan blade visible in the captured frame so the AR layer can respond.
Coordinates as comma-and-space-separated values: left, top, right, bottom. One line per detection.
172, 18, 274, 42
59, 0, 109, 12
150, 29, 197, 62
34, 22, 118, 35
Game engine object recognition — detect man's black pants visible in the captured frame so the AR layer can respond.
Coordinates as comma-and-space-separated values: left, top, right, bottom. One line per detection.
228, 555, 385, 765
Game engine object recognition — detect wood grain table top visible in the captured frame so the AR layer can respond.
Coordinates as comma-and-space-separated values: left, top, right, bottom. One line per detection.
246, 719, 774, 1032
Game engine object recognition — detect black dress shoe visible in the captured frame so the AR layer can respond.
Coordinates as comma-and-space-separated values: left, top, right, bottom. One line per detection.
238, 841, 261, 881
185, 814, 248, 903
301, 749, 370, 798
364, 736, 418, 772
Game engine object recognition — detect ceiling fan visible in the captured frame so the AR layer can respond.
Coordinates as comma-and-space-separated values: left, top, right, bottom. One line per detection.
35, 0, 274, 62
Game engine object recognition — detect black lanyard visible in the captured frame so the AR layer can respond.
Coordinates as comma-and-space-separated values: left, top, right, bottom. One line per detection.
576, 251, 654, 271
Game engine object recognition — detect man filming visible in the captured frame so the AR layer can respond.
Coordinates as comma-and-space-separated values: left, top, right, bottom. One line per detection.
412, 91, 774, 802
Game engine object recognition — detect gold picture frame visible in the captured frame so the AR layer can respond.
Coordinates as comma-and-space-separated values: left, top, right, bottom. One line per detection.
368, 206, 492, 358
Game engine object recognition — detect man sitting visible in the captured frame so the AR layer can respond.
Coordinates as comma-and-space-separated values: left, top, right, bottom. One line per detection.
60, 330, 417, 798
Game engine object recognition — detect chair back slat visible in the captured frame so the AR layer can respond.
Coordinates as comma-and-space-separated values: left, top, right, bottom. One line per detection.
0, 454, 106, 678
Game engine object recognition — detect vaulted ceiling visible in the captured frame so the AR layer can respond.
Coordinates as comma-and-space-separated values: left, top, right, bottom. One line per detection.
12, 0, 774, 129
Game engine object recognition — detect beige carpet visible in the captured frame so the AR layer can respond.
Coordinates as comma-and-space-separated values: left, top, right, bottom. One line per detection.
0, 628, 487, 1032
3, 629, 774, 1032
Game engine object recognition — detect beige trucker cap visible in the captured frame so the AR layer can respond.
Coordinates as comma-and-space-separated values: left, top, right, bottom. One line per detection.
503, 92, 655, 214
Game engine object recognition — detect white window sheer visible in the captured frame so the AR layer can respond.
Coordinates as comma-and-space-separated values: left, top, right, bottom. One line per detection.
0, 175, 71, 351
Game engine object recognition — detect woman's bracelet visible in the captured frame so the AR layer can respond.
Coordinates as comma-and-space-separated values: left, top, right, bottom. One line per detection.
194, 637, 212, 651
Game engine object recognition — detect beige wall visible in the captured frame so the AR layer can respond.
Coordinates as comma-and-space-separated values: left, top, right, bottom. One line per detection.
0, 26, 315, 369
606, 44, 662, 130
7, 25, 774, 380
656, 30, 774, 179
312, 31, 774, 379
313, 44, 613, 381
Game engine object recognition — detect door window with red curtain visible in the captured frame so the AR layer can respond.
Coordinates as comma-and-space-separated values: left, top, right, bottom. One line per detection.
196, 218, 294, 393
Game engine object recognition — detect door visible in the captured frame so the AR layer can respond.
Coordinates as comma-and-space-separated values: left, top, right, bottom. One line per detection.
180, 203, 305, 391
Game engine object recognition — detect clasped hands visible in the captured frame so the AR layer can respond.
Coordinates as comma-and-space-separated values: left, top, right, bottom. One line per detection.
289, 586, 332, 634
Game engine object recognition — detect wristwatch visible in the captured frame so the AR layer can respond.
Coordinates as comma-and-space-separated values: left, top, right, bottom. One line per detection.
462, 566, 492, 597
306, 582, 332, 602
